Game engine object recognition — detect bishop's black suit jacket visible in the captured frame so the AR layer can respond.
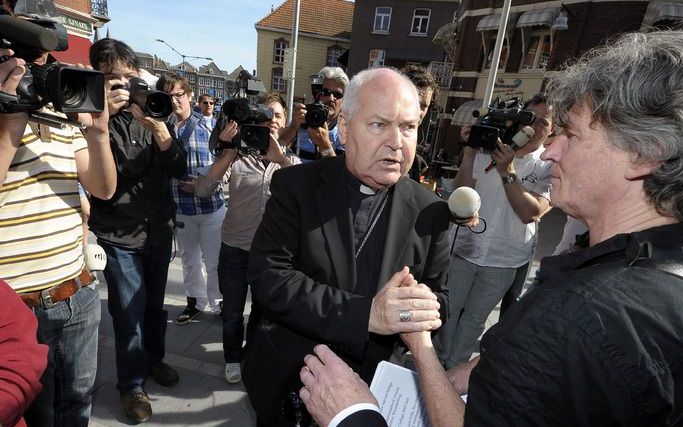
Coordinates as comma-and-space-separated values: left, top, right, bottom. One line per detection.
242, 157, 450, 426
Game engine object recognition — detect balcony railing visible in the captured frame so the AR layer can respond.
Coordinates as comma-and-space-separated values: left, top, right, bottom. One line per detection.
91, 0, 109, 21
428, 61, 454, 88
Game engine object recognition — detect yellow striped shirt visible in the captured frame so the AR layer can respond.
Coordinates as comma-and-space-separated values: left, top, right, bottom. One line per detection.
0, 116, 87, 292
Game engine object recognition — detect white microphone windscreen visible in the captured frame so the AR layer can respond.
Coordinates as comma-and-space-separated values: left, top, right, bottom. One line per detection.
84, 244, 107, 271
511, 126, 535, 148
448, 187, 481, 218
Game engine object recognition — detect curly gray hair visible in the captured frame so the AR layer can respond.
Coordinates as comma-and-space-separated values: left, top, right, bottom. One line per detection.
547, 30, 683, 220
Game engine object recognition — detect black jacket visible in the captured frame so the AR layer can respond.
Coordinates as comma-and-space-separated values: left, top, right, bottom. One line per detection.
467, 222, 683, 427
242, 157, 450, 426
89, 112, 186, 250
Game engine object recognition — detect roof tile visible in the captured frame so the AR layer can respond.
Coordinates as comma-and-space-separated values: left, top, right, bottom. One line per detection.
256, 0, 354, 39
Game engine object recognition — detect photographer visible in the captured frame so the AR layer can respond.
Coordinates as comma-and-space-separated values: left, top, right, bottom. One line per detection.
280, 66, 348, 162
195, 92, 300, 385
434, 94, 553, 369
87, 38, 186, 423
156, 73, 225, 324
0, 4, 116, 425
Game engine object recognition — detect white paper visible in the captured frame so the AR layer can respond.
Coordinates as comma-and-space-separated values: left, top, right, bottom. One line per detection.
369, 361, 431, 427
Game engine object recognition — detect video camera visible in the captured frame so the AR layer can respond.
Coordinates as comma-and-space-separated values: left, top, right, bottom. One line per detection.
0, 3, 104, 116
111, 77, 172, 119
303, 74, 329, 129
210, 98, 273, 156
466, 97, 535, 152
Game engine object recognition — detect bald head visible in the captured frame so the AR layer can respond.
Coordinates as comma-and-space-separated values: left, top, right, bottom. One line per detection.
342, 68, 420, 121
339, 68, 421, 190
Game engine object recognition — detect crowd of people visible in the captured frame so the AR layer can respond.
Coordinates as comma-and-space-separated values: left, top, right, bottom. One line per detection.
0, 1, 682, 425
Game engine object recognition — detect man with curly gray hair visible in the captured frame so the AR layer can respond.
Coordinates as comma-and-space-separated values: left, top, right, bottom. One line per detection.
297, 30, 683, 427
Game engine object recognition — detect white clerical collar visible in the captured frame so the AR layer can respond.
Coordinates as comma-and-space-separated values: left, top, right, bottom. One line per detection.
360, 184, 377, 195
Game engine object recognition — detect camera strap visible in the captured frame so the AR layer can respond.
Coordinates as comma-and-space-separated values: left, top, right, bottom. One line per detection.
179, 115, 199, 145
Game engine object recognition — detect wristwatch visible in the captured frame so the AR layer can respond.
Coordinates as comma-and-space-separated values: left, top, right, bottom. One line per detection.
501, 172, 517, 184
320, 147, 334, 157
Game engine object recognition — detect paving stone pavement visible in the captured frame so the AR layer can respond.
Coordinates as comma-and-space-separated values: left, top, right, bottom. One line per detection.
89, 257, 257, 426
89, 208, 567, 426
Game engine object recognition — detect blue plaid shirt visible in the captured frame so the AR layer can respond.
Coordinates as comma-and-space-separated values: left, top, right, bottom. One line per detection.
171, 114, 224, 215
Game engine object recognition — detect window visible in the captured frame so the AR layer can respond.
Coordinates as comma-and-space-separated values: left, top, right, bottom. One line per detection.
520, 31, 551, 71
411, 9, 431, 35
272, 68, 286, 92
327, 46, 343, 67
273, 39, 288, 64
483, 36, 508, 70
198, 77, 204, 86
373, 7, 391, 33
218, 80, 223, 88
189, 74, 196, 83
208, 68, 214, 75
368, 49, 386, 68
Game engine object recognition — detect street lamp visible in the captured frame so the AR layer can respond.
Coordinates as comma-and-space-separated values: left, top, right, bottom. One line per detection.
155, 39, 213, 74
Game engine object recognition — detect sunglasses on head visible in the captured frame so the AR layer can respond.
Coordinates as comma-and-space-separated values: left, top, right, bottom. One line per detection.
319, 88, 344, 99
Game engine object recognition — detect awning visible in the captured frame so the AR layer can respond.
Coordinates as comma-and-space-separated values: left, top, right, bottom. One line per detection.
517, 9, 555, 28
49, 34, 92, 66
476, 15, 501, 32
642, 1, 683, 28
451, 100, 484, 126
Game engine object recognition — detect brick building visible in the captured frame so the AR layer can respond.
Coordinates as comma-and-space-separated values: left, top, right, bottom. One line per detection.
346, 0, 461, 155
50, 0, 109, 65
435, 0, 682, 161
255, 0, 354, 102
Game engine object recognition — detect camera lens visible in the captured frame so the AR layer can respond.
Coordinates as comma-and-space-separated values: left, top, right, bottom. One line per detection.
59, 74, 87, 109
143, 92, 173, 118
305, 107, 327, 128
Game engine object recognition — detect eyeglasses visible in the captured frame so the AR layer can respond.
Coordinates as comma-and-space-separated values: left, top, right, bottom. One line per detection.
320, 88, 344, 99
169, 92, 186, 100
202, 101, 214, 105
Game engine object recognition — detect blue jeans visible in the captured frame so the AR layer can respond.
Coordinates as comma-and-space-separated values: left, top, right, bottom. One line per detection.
218, 243, 249, 363
100, 238, 172, 392
24, 284, 101, 427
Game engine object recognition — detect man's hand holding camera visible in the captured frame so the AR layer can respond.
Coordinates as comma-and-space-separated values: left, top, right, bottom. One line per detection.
491, 139, 516, 176
0, 48, 26, 97
307, 122, 335, 157
290, 103, 307, 128
262, 132, 290, 167
0, 48, 29, 184
106, 78, 130, 116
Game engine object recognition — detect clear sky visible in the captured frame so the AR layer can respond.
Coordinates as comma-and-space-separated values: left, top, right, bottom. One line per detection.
102, 0, 278, 75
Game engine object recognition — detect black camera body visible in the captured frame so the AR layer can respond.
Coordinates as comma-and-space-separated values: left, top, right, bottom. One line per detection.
111, 77, 172, 119
303, 102, 329, 129
0, 14, 104, 114
466, 97, 535, 152
210, 98, 273, 155
0, 62, 105, 114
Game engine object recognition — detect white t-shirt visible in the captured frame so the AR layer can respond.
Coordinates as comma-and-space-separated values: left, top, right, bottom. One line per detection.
452, 147, 552, 268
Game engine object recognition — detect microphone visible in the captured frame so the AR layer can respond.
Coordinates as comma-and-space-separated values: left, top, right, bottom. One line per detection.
83, 244, 107, 272
0, 15, 59, 52
448, 187, 481, 220
484, 126, 535, 173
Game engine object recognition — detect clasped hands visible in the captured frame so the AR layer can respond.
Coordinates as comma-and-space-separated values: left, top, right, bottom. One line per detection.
299, 267, 439, 426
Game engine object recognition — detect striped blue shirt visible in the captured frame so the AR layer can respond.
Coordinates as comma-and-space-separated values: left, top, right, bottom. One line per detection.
171, 114, 224, 215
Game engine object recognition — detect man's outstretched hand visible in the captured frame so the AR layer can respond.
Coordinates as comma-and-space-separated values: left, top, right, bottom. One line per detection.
300, 344, 378, 427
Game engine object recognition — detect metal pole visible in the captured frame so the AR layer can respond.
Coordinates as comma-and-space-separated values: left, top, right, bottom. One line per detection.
286, 0, 301, 119
482, 0, 512, 108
